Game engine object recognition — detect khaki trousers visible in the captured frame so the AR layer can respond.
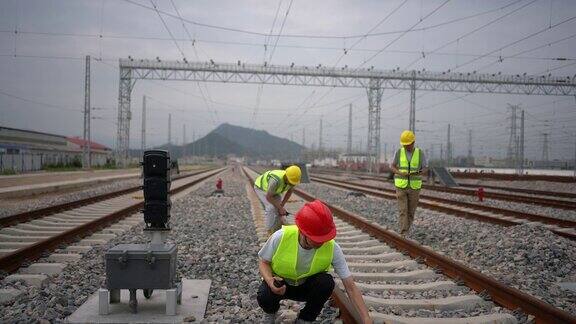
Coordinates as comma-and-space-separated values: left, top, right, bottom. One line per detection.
395, 187, 421, 234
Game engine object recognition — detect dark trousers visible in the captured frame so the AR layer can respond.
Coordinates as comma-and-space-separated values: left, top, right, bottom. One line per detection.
257, 273, 335, 321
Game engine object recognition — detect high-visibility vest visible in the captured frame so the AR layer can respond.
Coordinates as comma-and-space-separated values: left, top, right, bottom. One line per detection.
255, 170, 291, 195
394, 147, 422, 190
271, 225, 334, 281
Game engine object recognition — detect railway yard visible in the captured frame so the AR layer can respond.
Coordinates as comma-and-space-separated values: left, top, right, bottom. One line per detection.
0, 166, 574, 323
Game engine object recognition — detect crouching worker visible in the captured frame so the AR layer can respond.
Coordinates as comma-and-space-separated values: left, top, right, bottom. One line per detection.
254, 166, 301, 236
257, 200, 372, 324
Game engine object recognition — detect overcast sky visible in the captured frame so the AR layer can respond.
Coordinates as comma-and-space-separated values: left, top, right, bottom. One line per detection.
0, 0, 575, 161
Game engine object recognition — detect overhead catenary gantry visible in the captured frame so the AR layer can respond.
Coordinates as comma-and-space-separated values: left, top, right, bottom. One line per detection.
116, 59, 576, 170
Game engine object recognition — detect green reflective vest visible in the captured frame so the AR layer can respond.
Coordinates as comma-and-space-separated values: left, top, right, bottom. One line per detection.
255, 170, 291, 195
271, 225, 334, 281
394, 147, 422, 190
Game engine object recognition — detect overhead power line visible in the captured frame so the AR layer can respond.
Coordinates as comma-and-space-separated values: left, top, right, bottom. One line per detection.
404, 0, 537, 70
0, 89, 79, 113
120, 0, 529, 40
452, 14, 576, 71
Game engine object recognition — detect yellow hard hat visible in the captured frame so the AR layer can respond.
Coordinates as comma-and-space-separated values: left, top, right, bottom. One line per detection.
400, 130, 415, 145
285, 165, 302, 185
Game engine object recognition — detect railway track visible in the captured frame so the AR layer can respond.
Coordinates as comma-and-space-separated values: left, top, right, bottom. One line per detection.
457, 183, 576, 200
313, 170, 576, 210
310, 175, 576, 241
0, 167, 225, 274
244, 167, 576, 323
0, 168, 215, 228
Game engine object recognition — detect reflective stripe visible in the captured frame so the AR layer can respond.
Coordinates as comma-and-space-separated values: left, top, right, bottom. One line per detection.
271, 225, 334, 281
254, 170, 291, 194
394, 148, 422, 190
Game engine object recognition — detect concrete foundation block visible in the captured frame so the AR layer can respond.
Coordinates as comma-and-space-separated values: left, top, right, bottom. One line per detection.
20, 263, 66, 275
76, 239, 107, 246
89, 234, 116, 240
370, 312, 517, 324
166, 289, 177, 316
65, 245, 93, 253
66, 279, 211, 323
0, 249, 16, 257
47, 253, 82, 263
0, 241, 31, 249
352, 269, 438, 282
0, 288, 23, 305
99, 289, 109, 315
365, 295, 486, 311
4, 274, 48, 288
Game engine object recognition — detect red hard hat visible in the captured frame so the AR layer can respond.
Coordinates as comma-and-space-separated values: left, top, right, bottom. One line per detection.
295, 200, 336, 244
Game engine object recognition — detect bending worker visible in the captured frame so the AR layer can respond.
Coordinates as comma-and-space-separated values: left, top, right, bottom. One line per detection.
257, 200, 372, 324
254, 165, 301, 235
390, 130, 428, 235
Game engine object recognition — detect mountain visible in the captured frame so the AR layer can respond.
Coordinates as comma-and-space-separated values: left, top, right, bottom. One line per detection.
133, 123, 304, 159
211, 123, 303, 159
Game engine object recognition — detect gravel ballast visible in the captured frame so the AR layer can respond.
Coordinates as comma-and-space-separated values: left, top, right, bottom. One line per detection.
0, 178, 142, 218
0, 172, 338, 322
349, 178, 576, 222
300, 182, 576, 316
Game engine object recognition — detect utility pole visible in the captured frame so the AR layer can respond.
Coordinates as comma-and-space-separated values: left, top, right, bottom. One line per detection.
141, 95, 146, 155
440, 143, 444, 166
467, 129, 472, 167
507, 104, 519, 168
347, 104, 352, 154
383, 143, 387, 163
302, 128, 306, 147
517, 110, 525, 175
182, 124, 186, 159
168, 113, 172, 146
409, 71, 416, 132
542, 133, 550, 163
318, 117, 323, 152
83, 55, 91, 169
446, 124, 451, 167
192, 130, 195, 157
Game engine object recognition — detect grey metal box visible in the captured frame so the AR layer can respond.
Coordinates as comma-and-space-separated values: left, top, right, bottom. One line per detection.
105, 243, 177, 290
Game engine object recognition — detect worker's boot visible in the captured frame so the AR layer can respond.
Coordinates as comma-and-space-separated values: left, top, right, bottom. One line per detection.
261, 311, 277, 324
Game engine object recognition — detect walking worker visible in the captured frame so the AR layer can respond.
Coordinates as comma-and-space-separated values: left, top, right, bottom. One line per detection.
390, 130, 428, 235
254, 165, 302, 235
257, 200, 372, 324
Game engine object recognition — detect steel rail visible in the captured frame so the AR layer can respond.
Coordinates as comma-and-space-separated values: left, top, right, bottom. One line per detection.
422, 185, 576, 210
310, 176, 576, 240
0, 168, 216, 228
353, 174, 576, 210
457, 183, 576, 199
0, 167, 225, 274
313, 169, 576, 209
292, 189, 576, 324
245, 166, 576, 323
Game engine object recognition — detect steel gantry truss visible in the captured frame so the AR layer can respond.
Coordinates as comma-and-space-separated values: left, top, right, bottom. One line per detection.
116, 59, 576, 168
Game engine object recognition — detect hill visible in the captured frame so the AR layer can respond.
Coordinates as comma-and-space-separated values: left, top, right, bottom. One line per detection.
132, 123, 304, 159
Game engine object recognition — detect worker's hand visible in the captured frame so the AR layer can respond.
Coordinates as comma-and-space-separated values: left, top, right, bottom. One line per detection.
267, 276, 286, 295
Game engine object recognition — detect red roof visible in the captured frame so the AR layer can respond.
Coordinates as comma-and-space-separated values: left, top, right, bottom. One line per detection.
67, 137, 110, 150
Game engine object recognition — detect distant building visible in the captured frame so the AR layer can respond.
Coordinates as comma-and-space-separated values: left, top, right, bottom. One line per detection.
66, 136, 113, 166
474, 156, 508, 168
0, 126, 112, 172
